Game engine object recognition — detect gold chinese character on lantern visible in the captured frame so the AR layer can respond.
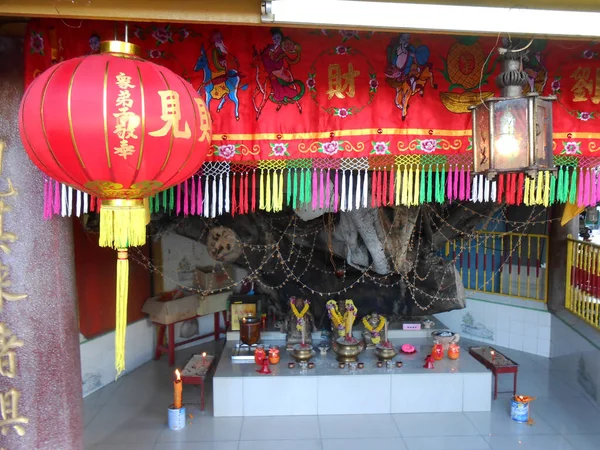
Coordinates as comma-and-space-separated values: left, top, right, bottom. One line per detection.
0, 388, 28, 437
150, 90, 191, 139
0, 323, 23, 379
115, 72, 135, 90
112, 73, 140, 159
570, 66, 600, 104
326, 63, 361, 100
195, 99, 211, 143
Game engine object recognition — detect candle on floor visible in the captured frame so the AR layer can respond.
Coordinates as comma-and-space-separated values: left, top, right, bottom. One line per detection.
202, 352, 207, 366
174, 369, 182, 409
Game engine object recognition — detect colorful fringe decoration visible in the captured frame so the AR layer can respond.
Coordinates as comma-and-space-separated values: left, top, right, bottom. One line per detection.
40, 161, 597, 221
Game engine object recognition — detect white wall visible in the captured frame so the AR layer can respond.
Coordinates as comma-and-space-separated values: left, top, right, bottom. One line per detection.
435, 291, 552, 357
81, 318, 155, 397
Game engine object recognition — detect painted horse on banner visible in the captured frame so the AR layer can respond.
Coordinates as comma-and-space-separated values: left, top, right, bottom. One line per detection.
385, 34, 437, 121
193, 44, 247, 121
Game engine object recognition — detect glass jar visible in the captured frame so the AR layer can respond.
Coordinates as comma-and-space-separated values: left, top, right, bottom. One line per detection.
254, 344, 266, 365
447, 342, 460, 360
268, 346, 280, 365
432, 341, 444, 361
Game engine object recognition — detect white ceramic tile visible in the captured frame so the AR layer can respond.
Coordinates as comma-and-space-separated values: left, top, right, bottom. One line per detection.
508, 307, 524, 323
495, 307, 511, 331
494, 330, 510, 348
243, 376, 318, 416
319, 415, 400, 439
508, 334, 523, 351
93, 445, 152, 450
239, 440, 322, 450
521, 337, 538, 355
403, 436, 491, 450
463, 373, 492, 412
537, 312, 551, 327
537, 325, 551, 341
322, 438, 407, 450
318, 375, 390, 415
240, 416, 320, 440
522, 309, 539, 324
535, 397, 600, 434
391, 374, 463, 413
213, 377, 243, 417
484, 434, 576, 450
156, 417, 243, 442
536, 338, 551, 357
562, 434, 600, 450
509, 320, 524, 336
393, 413, 478, 437
522, 322, 538, 339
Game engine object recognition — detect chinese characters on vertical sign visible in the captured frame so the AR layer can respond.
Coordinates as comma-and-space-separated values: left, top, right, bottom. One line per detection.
571, 66, 600, 104
0, 141, 29, 438
113, 72, 141, 159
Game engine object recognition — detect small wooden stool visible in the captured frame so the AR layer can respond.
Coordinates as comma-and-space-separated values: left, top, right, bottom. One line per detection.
180, 354, 215, 411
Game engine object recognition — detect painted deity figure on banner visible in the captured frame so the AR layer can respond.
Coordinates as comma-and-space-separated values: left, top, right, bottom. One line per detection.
252, 27, 305, 120
194, 30, 247, 120
385, 33, 436, 120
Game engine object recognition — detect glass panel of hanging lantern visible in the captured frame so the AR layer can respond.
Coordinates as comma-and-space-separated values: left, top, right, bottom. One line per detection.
472, 103, 490, 173
534, 98, 554, 170
491, 97, 529, 172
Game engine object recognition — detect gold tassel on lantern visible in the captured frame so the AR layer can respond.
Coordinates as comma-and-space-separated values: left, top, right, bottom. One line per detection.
98, 198, 150, 378
115, 248, 129, 377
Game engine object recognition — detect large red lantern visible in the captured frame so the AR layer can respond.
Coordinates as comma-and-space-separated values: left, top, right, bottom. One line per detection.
19, 40, 212, 375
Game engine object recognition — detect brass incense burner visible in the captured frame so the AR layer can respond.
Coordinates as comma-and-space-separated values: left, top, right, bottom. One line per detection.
374, 342, 397, 361
332, 336, 364, 363
291, 344, 315, 362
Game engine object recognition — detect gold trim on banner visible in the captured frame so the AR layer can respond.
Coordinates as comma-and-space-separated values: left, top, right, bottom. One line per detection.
298, 142, 322, 153
440, 139, 463, 151
589, 142, 600, 152
239, 144, 261, 156
340, 141, 365, 153
397, 140, 418, 152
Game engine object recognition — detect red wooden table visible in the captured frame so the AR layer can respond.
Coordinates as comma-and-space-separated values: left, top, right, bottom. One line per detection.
180, 354, 216, 411
469, 346, 519, 400
154, 311, 228, 366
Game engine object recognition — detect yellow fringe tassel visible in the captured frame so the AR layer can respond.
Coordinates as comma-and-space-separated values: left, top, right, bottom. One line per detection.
543, 171, 550, 207
278, 170, 284, 212
265, 170, 272, 212
524, 178, 531, 206
259, 170, 265, 210
395, 167, 401, 205
99, 199, 147, 249
115, 248, 129, 378
407, 167, 414, 206
413, 165, 420, 206
529, 176, 536, 205
535, 172, 544, 205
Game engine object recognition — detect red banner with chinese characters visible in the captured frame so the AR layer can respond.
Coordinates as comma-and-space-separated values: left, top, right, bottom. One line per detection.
24, 20, 600, 165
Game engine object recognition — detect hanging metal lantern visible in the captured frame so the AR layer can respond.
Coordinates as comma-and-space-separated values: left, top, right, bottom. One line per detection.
470, 46, 555, 177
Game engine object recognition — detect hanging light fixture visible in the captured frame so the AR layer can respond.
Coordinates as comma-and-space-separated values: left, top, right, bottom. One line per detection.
470, 44, 555, 178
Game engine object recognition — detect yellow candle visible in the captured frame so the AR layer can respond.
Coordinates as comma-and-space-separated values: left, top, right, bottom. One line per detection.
174, 369, 182, 409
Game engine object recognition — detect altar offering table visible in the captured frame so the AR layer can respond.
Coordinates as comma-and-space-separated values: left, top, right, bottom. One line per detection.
213, 338, 492, 417
469, 346, 519, 400
181, 354, 216, 411
142, 291, 230, 366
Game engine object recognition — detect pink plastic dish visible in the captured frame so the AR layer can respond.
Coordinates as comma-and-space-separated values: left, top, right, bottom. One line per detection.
401, 344, 416, 354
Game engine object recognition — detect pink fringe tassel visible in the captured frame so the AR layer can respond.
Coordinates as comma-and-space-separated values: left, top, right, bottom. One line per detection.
453, 165, 459, 201
371, 170, 377, 207
584, 169, 591, 206
389, 169, 395, 205
176, 183, 182, 215
53, 181, 60, 215
312, 169, 318, 210
382, 170, 388, 206
578, 168, 584, 207
447, 165, 454, 201
43, 178, 51, 220
183, 180, 189, 216
459, 166, 465, 201
319, 170, 325, 209
466, 166, 471, 201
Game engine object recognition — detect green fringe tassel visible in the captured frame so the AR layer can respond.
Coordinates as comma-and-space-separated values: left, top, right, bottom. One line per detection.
419, 165, 426, 204
549, 173, 556, 205
305, 169, 311, 204
287, 169, 292, 206
427, 165, 433, 203
162, 189, 167, 213
293, 169, 298, 209
569, 167, 578, 204
168, 187, 174, 213
149, 196, 154, 214
299, 169, 305, 204
557, 166, 564, 203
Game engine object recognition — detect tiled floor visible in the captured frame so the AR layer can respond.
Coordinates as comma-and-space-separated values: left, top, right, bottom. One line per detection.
85, 339, 600, 450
